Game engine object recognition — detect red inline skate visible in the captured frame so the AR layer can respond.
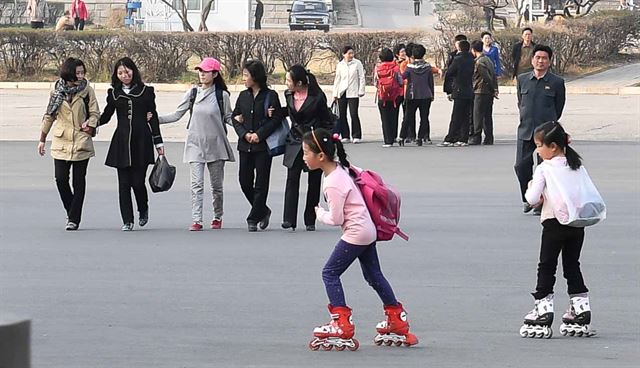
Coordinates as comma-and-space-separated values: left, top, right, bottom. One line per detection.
374, 303, 419, 347
309, 305, 359, 351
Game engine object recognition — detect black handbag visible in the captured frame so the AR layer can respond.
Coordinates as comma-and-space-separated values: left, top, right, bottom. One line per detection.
149, 155, 176, 193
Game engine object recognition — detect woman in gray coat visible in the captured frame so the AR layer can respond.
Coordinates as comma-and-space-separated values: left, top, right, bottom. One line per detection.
157, 58, 235, 231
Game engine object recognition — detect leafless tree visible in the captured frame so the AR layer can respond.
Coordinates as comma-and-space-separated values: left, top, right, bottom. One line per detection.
159, 0, 194, 31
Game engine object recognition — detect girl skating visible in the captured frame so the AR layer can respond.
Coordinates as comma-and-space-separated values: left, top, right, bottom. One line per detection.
520, 121, 602, 338
301, 128, 418, 350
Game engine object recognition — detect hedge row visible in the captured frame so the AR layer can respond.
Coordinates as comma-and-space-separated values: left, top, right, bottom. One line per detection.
0, 11, 636, 83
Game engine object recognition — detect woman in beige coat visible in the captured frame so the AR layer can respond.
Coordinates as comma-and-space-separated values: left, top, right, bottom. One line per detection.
38, 58, 100, 230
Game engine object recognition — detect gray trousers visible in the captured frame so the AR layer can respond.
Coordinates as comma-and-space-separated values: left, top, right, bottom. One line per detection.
190, 161, 225, 223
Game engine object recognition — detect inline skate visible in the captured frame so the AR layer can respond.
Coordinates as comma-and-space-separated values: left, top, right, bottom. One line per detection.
309, 305, 359, 351
559, 294, 597, 337
374, 303, 419, 347
519, 294, 554, 338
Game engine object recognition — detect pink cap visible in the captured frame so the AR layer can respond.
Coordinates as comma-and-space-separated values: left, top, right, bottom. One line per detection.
195, 57, 221, 72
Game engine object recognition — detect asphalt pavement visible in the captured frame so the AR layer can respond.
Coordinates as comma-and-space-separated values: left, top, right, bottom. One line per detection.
1, 140, 638, 367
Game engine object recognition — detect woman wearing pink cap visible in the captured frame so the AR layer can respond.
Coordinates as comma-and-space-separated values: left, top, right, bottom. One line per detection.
157, 58, 235, 231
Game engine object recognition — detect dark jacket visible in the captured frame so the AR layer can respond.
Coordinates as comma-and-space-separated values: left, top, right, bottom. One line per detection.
232, 88, 282, 153
282, 88, 334, 168
516, 71, 566, 141
444, 52, 475, 99
473, 54, 498, 95
99, 85, 163, 168
446, 50, 458, 68
255, 2, 264, 18
511, 41, 537, 78
402, 60, 435, 101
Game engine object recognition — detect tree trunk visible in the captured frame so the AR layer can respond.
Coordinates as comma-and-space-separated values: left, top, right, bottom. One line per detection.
199, 0, 215, 31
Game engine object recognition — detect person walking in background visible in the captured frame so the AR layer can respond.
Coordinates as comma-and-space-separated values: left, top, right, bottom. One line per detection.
333, 46, 366, 144
400, 44, 435, 146
280, 65, 334, 232
232, 60, 283, 232
440, 40, 474, 147
157, 58, 235, 231
481, 31, 502, 78
413, 0, 422, 16
37, 58, 99, 231
469, 40, 498, 146
394, 43, 413, 144
375, 48, 404, 147
515, 45, 566, 215
99, 57, 165, 231
71, 0, 88, 31
255, 0, 264, 30
512, 27, 536, 79
26, 0, 45, 29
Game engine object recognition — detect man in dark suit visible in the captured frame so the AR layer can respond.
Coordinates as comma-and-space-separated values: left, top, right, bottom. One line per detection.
255, 0, 264, 30
515, 44, 566, 213
440, 40, 475, 147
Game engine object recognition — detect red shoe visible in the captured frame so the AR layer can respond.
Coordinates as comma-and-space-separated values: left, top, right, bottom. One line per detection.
313, 305, 355, 339
211, 219, 222, 229
189, 223, 203, 231
375, 302, 419, 346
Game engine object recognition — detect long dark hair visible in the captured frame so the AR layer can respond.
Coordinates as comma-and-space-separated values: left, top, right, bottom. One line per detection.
534, 121, 582, 170
213, 71, 228, 92
243, 59, 268, 91
302, 128, 350, 169
111, 57, 143, 89
288, 64, 321, 95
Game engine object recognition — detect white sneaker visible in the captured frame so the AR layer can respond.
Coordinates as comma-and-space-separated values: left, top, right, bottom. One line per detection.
340, 138, 350, 143
352, 138, 361, 144
382, 144, 392, 148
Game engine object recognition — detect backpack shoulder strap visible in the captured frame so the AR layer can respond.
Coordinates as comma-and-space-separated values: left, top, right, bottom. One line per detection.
186, 87, 197, 129
215, 88, 227, 134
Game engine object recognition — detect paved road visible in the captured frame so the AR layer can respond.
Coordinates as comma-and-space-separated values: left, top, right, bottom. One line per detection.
1, 89, 638, 143
357, 0, 438, 30
1, 140, 639, 367
567, 63, 640, 88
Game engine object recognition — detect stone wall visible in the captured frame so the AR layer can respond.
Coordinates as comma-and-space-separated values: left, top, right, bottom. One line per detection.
0, 0, 126, 26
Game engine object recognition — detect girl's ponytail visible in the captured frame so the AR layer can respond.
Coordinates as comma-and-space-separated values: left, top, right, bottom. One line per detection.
334, 137, 350, 169
565, 144, 582, 170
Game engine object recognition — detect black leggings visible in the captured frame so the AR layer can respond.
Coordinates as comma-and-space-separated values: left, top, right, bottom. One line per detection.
117, 166, 148, 224
54, 159, 89, 224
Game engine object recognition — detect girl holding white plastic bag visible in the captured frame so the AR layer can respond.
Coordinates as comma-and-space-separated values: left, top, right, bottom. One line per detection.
519, 121, 604, 339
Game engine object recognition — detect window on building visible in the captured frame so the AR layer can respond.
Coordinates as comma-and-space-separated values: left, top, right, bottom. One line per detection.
173, 0, 202, 11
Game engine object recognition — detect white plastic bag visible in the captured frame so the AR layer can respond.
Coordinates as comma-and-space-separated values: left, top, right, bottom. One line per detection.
543, 165, 606, 227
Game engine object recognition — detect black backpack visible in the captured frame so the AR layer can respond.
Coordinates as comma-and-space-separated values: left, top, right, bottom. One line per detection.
187, 87, 227, 134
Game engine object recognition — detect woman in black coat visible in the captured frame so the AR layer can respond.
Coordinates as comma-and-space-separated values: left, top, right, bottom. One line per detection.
232, 60, 283, 232
99, 57, 164, 231
280, 65, 334, 231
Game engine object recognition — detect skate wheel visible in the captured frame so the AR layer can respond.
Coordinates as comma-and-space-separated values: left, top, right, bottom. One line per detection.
535, 331, 544, 338
347, 338, 359, 351
576, 331, 583, 337
384, 339, 393, 346
569, 330, 575, 337
335, 345, 346, 351
543, 327, 553, 339
519, 326, 529, 338
309, 340, 320, 351
528, 330, 536, 338
374, 339, 383, 346
322, 343, 333, 351
559, 325, 568, 336
394, 340, 403, 347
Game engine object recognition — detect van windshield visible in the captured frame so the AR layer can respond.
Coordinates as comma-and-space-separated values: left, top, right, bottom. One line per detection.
292, 2, 327, 12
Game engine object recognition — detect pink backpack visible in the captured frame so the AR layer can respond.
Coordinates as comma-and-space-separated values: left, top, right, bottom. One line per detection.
348, 165, 409, 242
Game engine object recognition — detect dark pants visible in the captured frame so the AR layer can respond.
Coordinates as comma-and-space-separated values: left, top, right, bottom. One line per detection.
322, 240, 398, 307
337, 95, 362, 140
532, 219, 589, 300
378, 97, 401, 145
254, 16, 262, 30
74, 17, 85, 30
444, 98, 472, 143
117, 166, 148, 224
283, 151, 322, 228
398, 96, 415, 140
54, 159, 89, 224
30, 21, 44, 29
239, 150, 272, 224
470, 94, 494, 144
403, 98, 432, 141
514, 138, 538, 202
414, 1, 420, 15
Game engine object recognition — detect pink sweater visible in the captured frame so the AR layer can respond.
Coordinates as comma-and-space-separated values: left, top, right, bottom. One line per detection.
315, 165, 377, 246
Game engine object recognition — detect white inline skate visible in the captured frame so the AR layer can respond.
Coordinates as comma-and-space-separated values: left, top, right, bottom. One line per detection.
559, 295, 597, 337
519, 294, 554, 339
309, 305, 359, 351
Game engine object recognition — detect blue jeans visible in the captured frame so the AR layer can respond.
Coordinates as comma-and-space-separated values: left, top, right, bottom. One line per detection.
322, 240, 398, 307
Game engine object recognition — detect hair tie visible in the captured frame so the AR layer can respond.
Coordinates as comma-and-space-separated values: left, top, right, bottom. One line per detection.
332, 133, 340, 142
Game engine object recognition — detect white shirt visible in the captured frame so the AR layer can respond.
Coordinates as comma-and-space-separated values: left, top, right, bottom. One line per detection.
525, 156, 566, 222
332, 58, 366, 99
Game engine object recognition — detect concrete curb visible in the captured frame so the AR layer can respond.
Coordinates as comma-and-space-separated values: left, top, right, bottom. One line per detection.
2, 82, 639, 95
